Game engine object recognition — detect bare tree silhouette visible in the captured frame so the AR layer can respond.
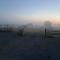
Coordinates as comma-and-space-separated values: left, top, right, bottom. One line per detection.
44, 21, 53, 38
17, 23, 32, 36
44, 21, 52, 30
0, 25, 2, 32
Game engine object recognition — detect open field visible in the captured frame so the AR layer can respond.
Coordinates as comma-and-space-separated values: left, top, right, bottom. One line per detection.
0, 32, 60, 60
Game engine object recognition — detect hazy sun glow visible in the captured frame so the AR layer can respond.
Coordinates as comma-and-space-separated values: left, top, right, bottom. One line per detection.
16, 15, 60, 25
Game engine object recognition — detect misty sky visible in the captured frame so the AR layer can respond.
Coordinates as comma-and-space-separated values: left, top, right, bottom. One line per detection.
0, 0, 60, 25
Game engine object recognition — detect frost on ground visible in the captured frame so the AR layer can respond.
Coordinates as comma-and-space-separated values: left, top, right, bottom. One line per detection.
0, 32, 60, 60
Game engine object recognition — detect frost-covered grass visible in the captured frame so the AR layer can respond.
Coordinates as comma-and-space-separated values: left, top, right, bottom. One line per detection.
0, 32, 60, 60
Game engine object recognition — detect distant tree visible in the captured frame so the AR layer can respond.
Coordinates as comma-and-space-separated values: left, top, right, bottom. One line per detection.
17, 23, 32, 36
0, 25, 2, 32
44, 21, 53, 38
17, 25, 27, 36
44, 21, 52, 30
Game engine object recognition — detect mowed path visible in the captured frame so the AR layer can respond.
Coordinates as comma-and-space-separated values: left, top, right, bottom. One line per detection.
0, 32, 58, 60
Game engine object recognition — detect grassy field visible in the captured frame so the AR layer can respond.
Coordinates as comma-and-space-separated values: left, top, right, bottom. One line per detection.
0, 31, 60, 60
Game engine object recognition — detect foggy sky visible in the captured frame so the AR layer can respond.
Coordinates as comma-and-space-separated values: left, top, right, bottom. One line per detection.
0, 0, 60, 25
